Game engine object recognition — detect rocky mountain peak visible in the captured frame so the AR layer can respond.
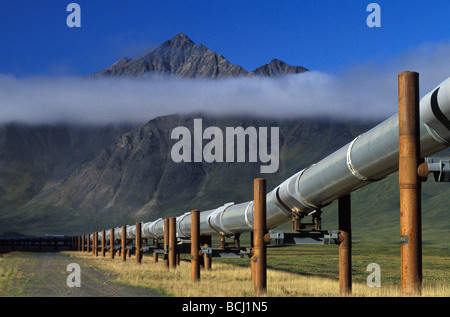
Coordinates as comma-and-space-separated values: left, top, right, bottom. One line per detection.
161, 33, 196, 49
90, 33, 308, 79
249, 58, 309, 77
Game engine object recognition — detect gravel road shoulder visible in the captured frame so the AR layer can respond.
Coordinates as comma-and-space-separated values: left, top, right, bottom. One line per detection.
4, 252, 162, 297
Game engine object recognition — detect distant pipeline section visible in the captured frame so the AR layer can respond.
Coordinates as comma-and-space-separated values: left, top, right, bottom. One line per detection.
94, 77, 450, 242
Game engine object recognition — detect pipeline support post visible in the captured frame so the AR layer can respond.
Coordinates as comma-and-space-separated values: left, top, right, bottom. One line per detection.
101, 230, 106, 257
91, 232, 94, 255
338, 194, 352, 295
398, 71, 422, 295
136, 222, 142, 264
191, 209, 200, 282
253, 178, 267, 295
163, 218, 169, 269
153, 238, 159, 263
110, 228, 115, 259
169, 217, 177, 270
94, 232, 98, 256
121, 225, 127, 262
202, 235, 212, 271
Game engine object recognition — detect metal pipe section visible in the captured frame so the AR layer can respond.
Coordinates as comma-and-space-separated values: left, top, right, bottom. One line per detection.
90, 76, 450, 241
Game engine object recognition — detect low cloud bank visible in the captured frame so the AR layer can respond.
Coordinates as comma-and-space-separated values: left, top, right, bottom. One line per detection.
1, 42, 449, 125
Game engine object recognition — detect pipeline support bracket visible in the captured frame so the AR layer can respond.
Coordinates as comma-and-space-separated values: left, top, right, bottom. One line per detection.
269, 230, 339, 246
291, 208, 322, 231
421, 157, 450, 182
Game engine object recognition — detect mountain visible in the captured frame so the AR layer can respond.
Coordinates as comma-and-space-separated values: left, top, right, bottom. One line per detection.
249, 59, 309, 77
91, 33, 308, 79
0, 123, 137, 214
5, 114, 449, 247
3, 115, 377, 236
1, 33, 311, 235
1, 33, 448, 247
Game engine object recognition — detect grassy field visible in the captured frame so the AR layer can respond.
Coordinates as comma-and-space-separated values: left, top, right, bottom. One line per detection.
0, 252, 29, 296
1, 242, 448, 297
64, 243, 449, 297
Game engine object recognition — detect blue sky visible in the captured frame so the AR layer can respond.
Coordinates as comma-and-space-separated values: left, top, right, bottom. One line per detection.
1, 0, 449, 77
1, 1, 450, 125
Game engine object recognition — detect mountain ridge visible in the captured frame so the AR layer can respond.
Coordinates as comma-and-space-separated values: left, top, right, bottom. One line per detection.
1, 33, 448, 248
91, 33, 308, 79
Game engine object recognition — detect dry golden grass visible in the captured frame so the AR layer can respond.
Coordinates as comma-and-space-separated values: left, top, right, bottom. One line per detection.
66, 252, 449, 297
0, 252, 25, 296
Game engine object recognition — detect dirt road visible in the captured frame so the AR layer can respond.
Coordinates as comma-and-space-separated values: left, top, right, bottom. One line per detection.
2, 252, 162, 297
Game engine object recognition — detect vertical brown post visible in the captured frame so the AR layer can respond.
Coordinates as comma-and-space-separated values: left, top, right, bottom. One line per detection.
77, 235, 80, 251
110, 228, 115, 259
136, 222, 142, 264
169, 217, 177, 270
153, 239, 159, 263
91, 233, 95, 255
164, 218, 169, 269
101, 230, 106, 257
82, 234, 85, 252
398, 71, 422, 295
191, 210, 200, 282
121, 226, 127, 262
338, 194, 352, 295
94, 232, 98, 256
253, 178, 267, 295
87, 233, 90, 253
203, 236, 212, 271
250, 233, 255, 281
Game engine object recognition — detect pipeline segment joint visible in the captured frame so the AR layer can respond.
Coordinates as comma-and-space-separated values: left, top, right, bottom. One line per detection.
142, 218, 162, 238
421, 80, 450, 145
177, 212, 191, 238
346, 135, 375, 182
207, 202, 235, 236
274, 168, 319, 214
244, 202, 254, 229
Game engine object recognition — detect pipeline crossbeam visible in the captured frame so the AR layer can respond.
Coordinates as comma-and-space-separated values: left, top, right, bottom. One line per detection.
88, 76, 450, 242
